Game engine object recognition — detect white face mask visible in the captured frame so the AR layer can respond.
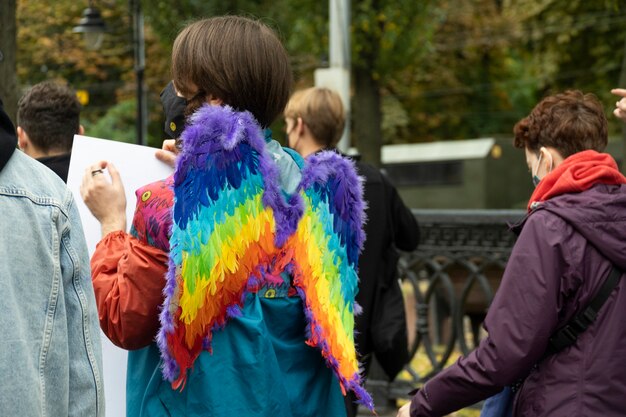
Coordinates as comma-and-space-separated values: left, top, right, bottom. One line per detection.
532, 153, 543, 187
531, 149, 553, 187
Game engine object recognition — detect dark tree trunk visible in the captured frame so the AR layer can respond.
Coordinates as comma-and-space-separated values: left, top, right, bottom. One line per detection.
479, 51, 491, 133
620, 34, 626, 173
353, 66, 382, 166
0, 0, 18, 123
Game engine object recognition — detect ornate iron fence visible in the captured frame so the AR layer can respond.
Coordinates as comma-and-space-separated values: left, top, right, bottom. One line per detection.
365, 209, 526, 412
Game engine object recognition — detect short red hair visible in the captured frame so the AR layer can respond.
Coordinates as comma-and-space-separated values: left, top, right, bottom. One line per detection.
513, 90, 608, 157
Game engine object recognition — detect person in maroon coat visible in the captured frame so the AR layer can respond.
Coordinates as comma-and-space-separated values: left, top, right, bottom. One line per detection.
399, 90, 626, 417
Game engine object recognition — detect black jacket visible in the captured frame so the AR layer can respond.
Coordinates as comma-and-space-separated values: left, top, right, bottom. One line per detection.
0, 98, 17, 173
354, 161, 420, 360
37, 153, 71, 183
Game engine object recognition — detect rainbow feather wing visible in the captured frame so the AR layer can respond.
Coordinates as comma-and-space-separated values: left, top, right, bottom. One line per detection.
289, 151, 374, 411
157, 105, 286, 389
156, 105, 373, 410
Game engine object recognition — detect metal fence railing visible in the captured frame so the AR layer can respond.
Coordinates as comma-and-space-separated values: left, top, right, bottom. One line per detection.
365, 209, 526, 413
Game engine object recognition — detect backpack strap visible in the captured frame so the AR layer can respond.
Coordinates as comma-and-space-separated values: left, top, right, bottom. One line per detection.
545, 266, 622, 357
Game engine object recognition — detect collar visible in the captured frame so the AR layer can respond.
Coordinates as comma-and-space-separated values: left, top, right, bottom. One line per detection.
264, 128, 273, 144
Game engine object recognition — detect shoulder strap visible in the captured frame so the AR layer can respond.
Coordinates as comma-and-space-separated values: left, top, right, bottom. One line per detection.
545, 266, 622, 357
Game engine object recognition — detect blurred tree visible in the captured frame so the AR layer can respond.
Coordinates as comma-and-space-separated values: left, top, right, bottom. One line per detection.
0, 0, 18, 121
351, 0, 437, 165
17, 1, 131, 117
516, 0, 626, 133
84, 98, 138, 143
142, 0, 326, 136
395, 0, 529, 142
408, 0, 626, 142
16, 0, 172, 147
15, 0, 626, 156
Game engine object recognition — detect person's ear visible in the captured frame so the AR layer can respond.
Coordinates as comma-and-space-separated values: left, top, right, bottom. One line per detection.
296, 117, 305, 135
16, 126, 29, 150
207, 96, 223, 106
538, 146, 552, 170
78, 124, 85, 135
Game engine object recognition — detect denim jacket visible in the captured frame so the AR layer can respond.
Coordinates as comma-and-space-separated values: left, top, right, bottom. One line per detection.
0, 150, 104, 416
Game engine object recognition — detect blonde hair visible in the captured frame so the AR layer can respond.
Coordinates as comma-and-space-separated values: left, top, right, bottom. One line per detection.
284, 87, 345, 148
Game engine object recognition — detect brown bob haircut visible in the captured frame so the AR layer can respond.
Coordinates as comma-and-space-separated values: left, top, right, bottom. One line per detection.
172, 16, 293, 128
284, 87, 346, 148
513, 90, 608, 158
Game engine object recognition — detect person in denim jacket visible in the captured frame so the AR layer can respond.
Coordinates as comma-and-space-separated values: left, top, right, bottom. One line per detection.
0, 98, 104, 416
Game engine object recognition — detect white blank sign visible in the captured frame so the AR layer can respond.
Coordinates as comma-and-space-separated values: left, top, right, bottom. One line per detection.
67, 135, 173, 417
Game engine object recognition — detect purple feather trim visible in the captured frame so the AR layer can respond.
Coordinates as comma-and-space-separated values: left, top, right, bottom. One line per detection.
175, 104, 303, 246
299, 151, 367, 255
353, 301, 363, 316
272, 188, 304, 248
158, 256, 179, 381
294, 151, 374, 410
349, 379, 375, 411
226, 305, 242, 319
295, 287, 375, 411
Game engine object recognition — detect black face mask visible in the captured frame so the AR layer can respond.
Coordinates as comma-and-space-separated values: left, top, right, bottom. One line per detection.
160, 81, 187, 139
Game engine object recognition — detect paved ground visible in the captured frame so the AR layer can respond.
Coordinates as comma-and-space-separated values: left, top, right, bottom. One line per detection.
358, 409, 396, 416
357, 402, 401, 416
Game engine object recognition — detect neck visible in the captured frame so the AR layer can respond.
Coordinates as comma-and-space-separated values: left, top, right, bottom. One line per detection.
27, 147, 68, 159
299, 146, 320, 159
296, 135, 325, 159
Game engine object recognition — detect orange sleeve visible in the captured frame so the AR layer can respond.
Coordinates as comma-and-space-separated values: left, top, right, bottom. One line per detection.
90, 230, 168, 350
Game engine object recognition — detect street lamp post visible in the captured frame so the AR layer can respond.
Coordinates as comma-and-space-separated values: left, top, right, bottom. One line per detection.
73, 4, 106, 50
74, 0, 147, 146
131, 0, 147, 147
329, 0, 350, 153
314, 0, 351, 153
